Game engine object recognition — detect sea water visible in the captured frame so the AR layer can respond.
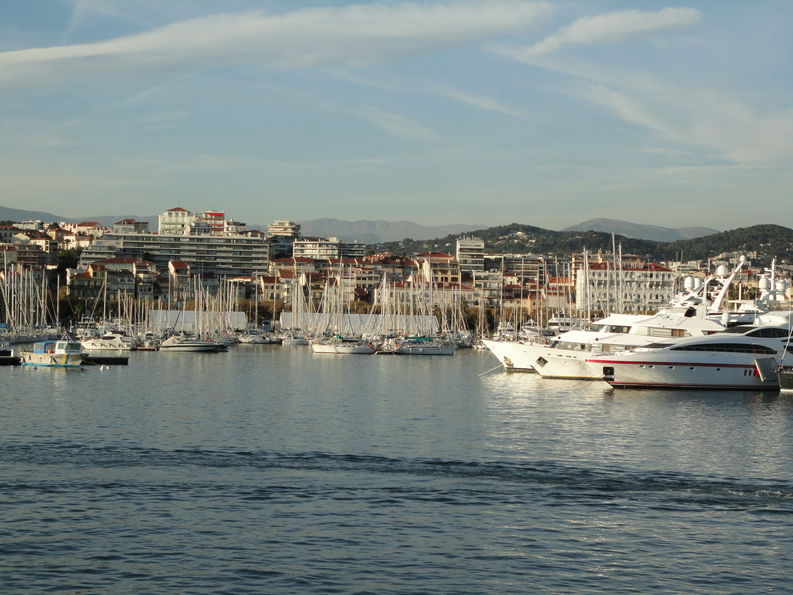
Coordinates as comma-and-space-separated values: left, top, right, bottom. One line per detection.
1, 346, 792, 593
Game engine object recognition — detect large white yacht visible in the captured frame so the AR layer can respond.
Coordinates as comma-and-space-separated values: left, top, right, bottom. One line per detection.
587, 314, 793, 389
484, 307, 725, 379
482, 255, 784, 380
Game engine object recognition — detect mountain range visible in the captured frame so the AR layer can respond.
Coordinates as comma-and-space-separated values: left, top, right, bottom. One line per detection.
0, 205, 159, 229
562, 218, 719, 242
1, 205, 720, 243
297, 218, 486, 243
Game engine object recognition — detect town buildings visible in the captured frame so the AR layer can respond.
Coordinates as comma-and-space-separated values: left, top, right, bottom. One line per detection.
2, 207, 792, 321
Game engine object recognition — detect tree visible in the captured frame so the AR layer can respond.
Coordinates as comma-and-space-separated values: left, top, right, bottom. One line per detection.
55, 248, 82, 284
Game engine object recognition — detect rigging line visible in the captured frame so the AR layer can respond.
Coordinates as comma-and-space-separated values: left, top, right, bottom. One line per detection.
475, 350, 497, 371
568, 375, 607, 389
479, 364, 504, 377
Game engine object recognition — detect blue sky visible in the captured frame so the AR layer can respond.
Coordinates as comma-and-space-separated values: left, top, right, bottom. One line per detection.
1, 1, 791, 231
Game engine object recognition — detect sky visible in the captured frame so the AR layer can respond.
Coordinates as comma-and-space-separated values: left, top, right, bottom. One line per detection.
0, 0, 791, 231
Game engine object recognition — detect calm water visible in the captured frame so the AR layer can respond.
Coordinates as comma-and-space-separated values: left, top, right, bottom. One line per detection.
2, 346, 792, 593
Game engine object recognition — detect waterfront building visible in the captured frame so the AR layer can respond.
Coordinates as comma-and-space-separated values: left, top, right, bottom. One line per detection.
3, 242, 48, 270
59, 222, 109, 238
167, 261, 191, 302
67, 264, 106, 299
456, 236, 485, 272
293, 237, 366, 260
576, 261, 675, 314
415, 252, 460, 283
60, 233, 94, 251
0, 225, 21, 243
29, 236, 57, 255
13, 220, 47, 232
113, 219, 150, 234
269, 257, 316, 275
158, 208, 196, 235
80, 230, 269, 278
471, 270, 503, 307
265, 235, 296, 260
197, 210, 225, 236
267, 220, 301, 238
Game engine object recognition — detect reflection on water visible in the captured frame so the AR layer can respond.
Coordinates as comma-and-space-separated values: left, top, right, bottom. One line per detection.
1, 347, 792, 594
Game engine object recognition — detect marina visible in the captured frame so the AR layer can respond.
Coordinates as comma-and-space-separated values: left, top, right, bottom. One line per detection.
3, 3, 792, 592
2, 346, 792, 593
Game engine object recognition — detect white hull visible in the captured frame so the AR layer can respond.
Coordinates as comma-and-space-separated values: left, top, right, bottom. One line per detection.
587, 321, 793, 389
20, 351, 82, 368
482, 340, 535, 372
312, 342, 374, 354
393, 344, 455, 356
239, 337, 272, 344
20, 340, 84, 368
160, 337, 223, 352
589, 353, 781, 389
484, 339, 600, 378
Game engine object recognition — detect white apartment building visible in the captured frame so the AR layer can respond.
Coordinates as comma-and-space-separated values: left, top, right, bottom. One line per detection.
80, 231, 269, 277
456, 236, 485, 272
293, 237, 366, 260
158, 208, 195, 235
268, 220, 301, 238
576, 262, 676, 314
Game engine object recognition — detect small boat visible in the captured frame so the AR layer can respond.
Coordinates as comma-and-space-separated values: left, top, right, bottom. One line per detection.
281, 332, 308, 346
160, 335, 225, 352
311, 336, 373, 354
81, 331, 137, 351
393, 337, 455, 356
20, 340, 83, 368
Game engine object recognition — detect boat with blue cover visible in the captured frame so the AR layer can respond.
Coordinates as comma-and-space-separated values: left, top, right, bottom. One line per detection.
20, 340, 83, 368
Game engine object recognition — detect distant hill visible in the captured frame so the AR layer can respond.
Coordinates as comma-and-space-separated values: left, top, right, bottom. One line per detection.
0, 205, 157, 228
563, 218, 719, 242
297, 218, 487, 243
373, 222, 793, 263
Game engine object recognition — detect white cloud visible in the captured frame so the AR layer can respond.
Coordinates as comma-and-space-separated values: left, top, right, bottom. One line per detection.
357, 106, 437, 140
0, 2, 552, 85
436, 87, 529, 121
566, 81, 793, 165
520, 8, 702, 57
487, 7, 793, 168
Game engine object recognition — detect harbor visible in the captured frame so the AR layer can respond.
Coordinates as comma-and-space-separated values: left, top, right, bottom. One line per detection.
2, 345, 792, 593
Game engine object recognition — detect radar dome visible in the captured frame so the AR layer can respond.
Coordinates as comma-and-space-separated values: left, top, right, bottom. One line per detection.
716, 265, 729, 277
759, 277, 771, 290
684, 277, 695, 290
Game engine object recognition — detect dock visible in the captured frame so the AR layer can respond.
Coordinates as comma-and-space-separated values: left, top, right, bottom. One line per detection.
81, 355, 130, 366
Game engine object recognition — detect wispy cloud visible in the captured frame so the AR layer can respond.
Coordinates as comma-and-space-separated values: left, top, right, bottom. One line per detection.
487, 8, 792, 167
567, 81, 793, 165
520, 8, 702, 57
357, 106, 437, 140
0, 2, 552, 85
436, 86, 529, 121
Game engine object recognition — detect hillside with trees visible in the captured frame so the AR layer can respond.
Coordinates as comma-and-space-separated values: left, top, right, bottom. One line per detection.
369, 224, 793, 264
